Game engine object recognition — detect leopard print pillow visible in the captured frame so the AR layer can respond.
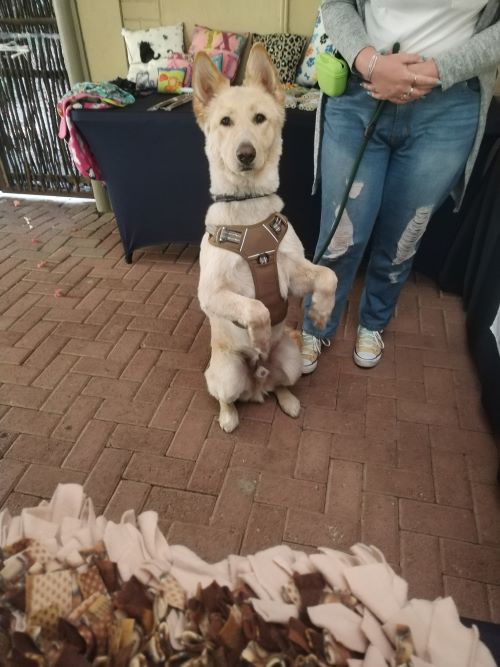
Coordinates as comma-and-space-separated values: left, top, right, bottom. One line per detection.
252, 33, 308, 85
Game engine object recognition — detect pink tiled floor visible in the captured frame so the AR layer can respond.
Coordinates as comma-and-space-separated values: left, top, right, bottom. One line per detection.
0, 198, 499, 622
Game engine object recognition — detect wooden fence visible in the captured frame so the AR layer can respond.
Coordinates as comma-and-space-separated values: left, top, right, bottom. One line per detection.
0, 0, 89, 194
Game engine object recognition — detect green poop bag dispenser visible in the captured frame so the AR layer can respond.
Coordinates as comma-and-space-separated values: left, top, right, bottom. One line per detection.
316, 52, 349, 96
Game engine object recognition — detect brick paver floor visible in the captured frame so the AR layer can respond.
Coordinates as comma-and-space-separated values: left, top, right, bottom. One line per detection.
0, 198, 499, 623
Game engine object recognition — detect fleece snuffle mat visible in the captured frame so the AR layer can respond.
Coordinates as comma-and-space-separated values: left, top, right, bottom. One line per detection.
0, 484, 496, 666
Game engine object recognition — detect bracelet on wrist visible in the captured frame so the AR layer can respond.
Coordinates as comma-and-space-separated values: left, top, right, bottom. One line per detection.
367, 53, 379, 82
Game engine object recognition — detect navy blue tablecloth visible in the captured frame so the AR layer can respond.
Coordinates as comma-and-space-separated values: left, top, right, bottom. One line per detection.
72, 93, 321, 262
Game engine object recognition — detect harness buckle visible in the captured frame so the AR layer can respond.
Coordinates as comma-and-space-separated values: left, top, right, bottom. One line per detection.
270, 216, 283, 233
218, 226, 242, 244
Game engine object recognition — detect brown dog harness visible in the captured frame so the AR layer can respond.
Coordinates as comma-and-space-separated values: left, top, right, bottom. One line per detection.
208, 212, 289, 326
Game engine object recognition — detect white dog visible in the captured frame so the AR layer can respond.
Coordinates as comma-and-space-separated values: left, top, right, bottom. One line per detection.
192, 44, 337, 432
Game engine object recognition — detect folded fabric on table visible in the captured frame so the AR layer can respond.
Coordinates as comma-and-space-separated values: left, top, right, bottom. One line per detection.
56, 82, 135, 181
0, 484, 496, 666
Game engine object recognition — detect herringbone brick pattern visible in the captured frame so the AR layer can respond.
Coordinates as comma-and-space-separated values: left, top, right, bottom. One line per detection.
0, 198, 499, 623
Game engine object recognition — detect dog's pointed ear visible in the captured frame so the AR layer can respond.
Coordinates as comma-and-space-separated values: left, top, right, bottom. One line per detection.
192, 51, 229, 126
244, 43, 283, 102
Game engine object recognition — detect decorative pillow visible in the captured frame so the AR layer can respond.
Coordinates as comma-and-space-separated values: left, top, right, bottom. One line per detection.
209, 52, 224, 72
203, 48, 239, 81
122, 24, 185, 89
121, 24, 184, 65
189, 25, 248, 57
163, 51, 223, 88
165, 52, 193, 86
188, 25, 249, 81
296, 7, 335, 87
157, 68, 186, 93
251, 33, 308, 84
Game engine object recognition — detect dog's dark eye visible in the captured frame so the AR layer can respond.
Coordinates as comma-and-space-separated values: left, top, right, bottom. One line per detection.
254, 113, 266, 124
220, 116, 232, 126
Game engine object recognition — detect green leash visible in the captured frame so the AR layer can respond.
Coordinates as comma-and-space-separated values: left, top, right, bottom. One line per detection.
313, 43, 400, 265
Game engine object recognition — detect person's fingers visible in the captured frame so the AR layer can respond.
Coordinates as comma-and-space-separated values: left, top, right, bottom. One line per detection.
399, 53, 423, 65
362, 81, 430, 101
409, 87, 427, 100
366, 90, 428, 104
411, 74, 441, 88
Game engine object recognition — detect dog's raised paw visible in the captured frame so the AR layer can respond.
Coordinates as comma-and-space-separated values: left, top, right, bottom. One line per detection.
308, 306, 329, 331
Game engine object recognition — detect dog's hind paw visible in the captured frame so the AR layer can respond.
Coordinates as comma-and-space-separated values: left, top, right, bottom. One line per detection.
219, 402, 239, 432
274, 387, 301, 418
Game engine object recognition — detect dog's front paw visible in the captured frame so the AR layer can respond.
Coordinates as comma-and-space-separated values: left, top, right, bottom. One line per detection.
309, 302, 330, 330
310, 267, 337, 329
247, 302, 271, 358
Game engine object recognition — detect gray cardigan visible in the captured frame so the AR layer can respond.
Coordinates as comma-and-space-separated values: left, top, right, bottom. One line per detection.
316, 0, 500, 208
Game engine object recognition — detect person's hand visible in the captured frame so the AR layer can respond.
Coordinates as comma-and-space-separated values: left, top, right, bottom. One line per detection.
355, 47, 440, 104
407, 59, 440, 95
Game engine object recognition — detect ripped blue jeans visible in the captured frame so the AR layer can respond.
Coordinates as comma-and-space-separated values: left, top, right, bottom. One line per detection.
303, 75, 480, 339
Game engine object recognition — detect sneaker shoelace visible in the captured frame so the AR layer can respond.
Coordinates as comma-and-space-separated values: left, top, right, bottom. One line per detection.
302, 333, 330, 356
357, 328, 384, 354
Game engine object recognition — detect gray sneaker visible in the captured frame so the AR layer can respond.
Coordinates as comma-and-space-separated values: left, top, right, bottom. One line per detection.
353, 325, 384, 368
301, 332, 330, 374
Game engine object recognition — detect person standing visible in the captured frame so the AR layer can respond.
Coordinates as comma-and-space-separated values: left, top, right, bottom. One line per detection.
301, 0, 500, 373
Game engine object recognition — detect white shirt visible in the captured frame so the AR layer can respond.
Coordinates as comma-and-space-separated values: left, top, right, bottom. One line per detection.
365, 0, 489, 58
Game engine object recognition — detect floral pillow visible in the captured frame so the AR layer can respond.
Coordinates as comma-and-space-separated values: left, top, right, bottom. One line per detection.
252, 33, 308, 85
295, 7, 335, 87
164, 52, 193, 86
163, 51, 223, 87
157, 68, 186, 93
188, 24, 249, 81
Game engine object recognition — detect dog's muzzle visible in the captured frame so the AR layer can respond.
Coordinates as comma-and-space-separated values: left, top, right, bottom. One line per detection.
237, 142, 256, 170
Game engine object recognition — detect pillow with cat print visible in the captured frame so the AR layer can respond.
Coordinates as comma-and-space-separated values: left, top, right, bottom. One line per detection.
122, 24, 184, 89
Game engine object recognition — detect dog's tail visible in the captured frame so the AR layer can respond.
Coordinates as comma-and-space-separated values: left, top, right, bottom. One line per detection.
254, 365, 270, 380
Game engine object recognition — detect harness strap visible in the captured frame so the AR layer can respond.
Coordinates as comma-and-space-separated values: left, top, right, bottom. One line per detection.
208, 213, 289, 326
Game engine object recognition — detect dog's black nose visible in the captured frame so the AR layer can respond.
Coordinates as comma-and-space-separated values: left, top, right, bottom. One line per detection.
237, 143, 256, 167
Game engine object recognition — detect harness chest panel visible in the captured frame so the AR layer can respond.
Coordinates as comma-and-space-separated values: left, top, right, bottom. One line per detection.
208, 213, 289, 326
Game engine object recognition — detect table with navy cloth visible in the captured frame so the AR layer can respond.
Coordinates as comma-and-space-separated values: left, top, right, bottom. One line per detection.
72, 93, 321, 263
